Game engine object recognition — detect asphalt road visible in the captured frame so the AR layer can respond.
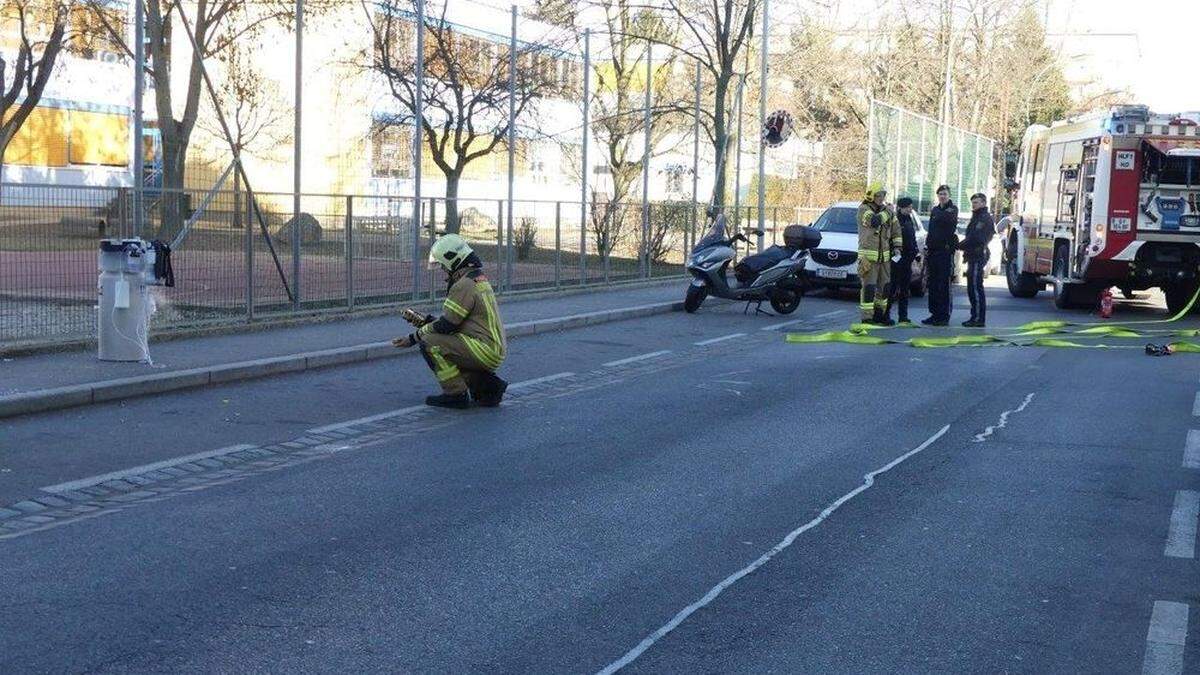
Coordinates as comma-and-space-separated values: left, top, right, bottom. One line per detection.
3, 280, 1200, 673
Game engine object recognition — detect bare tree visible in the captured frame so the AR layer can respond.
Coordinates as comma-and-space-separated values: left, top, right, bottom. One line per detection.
363, 0, 563, 233
0, 0, 68, 189
199, 36, 292, 163
85, 0, 297, 237
655, 0, 759, 208
584, 0, 684, 257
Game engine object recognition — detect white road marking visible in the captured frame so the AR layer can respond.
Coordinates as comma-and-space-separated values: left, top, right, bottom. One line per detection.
603, 351, 671, 368
694, 333, 746, 346
595, 424, 952, 675
973, 393, 1036, 443
813, 310, 846, 319
1143, 601, 1189, 675
760, 318, 807, 331
1193, 392, 1200, 417
307, 372, 576, 434
1184, 430, 1200, 470
41, 444, 257, 494
308, 405, 426, 434
1165, 491, 1200, 559
507, 372, 576, 390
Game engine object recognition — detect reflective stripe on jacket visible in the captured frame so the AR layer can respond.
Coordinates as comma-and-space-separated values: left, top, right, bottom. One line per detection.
418, 268, 507, 367
857, 201, 901, 264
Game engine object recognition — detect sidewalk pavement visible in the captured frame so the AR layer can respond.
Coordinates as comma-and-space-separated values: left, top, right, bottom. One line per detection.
0, 281, 684, 418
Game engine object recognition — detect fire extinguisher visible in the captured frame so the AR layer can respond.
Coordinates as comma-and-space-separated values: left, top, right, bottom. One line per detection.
1099, 287, 1114, 319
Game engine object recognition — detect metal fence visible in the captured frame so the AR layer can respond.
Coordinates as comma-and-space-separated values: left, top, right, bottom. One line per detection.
867, 100, 997, 213
0, 183, 802, 347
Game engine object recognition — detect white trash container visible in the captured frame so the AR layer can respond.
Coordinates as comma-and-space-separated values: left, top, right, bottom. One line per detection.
98, 239, 157, 362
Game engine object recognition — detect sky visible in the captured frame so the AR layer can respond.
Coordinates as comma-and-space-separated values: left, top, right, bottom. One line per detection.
1042, 0, 1197, 113
771, 0, 1198, 115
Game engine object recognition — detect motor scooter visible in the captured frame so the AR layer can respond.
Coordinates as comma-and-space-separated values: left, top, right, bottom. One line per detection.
684, 214, 821, 315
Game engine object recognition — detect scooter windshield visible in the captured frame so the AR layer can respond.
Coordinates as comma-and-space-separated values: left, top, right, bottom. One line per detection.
693, 214, 728, 251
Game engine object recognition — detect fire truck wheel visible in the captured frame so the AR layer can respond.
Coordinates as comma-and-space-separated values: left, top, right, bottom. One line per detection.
1006, 245, 1040, 299
1165, 283, 1198, 317
1051, 244, 1078, 309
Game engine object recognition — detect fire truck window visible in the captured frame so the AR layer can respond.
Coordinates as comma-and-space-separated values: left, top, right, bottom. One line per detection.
1144, 148, 1198, 186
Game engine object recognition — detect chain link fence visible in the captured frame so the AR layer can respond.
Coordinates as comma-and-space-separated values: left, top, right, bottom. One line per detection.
0, 182, 808, 348
867, 100, 996, 213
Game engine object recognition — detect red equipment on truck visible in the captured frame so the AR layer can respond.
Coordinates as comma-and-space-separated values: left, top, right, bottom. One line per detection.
1005, 105, 1200, 314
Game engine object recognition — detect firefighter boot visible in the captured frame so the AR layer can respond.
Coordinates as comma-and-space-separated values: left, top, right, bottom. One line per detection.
425, 393, 472, 409
872, 306, 895, 327
469, 372, 508, 408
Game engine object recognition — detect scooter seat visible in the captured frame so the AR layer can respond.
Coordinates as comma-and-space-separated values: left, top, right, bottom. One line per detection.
734, 246, 794, 284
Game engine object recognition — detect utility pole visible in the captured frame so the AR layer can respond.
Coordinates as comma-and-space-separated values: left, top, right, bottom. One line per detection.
412, 0, 425, 298
292, 0, 303, 310
756, 0, 768, 252
132, 0, 145, 235
936, 0, 955, 188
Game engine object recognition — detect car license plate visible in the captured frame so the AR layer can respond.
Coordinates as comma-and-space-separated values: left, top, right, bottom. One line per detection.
817, 268, 847, 279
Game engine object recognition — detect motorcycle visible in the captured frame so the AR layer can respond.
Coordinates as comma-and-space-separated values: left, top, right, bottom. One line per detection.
684, 214, 821, 315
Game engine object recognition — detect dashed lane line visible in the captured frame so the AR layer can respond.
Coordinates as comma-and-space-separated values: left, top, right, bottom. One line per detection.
603, 351, 672, 368
308, 405, 427, 435
694, 333, 746, 346
1184, 430, 1200, 469
1164, 491, 1200, 559
760, 318, 807, 331
1143, 601, 1188, 675
40, 444, 257, 494
508, 372, 577, 390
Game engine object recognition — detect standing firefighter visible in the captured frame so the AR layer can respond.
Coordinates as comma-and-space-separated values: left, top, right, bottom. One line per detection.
393, 234, 508, 409
857, 183, 901, 325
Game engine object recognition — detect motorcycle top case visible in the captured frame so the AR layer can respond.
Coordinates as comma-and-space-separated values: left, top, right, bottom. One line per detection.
783, 225, 821, 250
735, 246, 793, 283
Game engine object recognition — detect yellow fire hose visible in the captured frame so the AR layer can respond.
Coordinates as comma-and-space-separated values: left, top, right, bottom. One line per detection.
786, 280, 1200, 352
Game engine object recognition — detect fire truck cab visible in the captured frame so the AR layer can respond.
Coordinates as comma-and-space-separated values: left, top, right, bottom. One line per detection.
1006, 105, 1200, 314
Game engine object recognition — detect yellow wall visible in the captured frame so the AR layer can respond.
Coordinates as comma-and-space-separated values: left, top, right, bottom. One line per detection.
3, 107, 68, 166
2, 105, 129, 168
69, 110, 128, 166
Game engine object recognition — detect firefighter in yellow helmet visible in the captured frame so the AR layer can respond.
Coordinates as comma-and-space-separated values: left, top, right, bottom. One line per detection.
392, 234, 508, 409
857, 182, 902, 325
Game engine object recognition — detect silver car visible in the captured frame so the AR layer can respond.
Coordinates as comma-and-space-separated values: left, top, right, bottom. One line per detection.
802, 202, 928, 297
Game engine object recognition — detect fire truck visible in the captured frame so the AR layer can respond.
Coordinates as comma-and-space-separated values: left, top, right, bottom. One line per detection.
1005, 105, 1200, 314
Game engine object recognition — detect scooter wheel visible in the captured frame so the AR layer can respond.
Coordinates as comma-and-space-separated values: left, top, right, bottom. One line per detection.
769, 288, 801, 315
684, 284, 708, 313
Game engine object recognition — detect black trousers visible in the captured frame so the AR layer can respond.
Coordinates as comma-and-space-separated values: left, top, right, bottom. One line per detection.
926, 250, 953, 321
888, 260, 913, 319
966, 256, 987, 322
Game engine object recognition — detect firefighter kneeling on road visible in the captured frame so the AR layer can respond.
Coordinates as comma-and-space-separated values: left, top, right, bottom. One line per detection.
392, 234, 508, 409
857, 182, 902, 325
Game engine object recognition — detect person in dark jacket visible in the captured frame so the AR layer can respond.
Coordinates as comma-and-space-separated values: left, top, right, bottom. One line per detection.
922, 185, 959, 326
885, 197, 920, 324
958, 193, 995, 327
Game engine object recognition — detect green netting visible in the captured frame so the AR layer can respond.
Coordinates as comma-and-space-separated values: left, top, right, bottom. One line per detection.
867, 101, 995, 212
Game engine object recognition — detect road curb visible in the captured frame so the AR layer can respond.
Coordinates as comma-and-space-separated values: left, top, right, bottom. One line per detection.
0, 300, 683, 419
